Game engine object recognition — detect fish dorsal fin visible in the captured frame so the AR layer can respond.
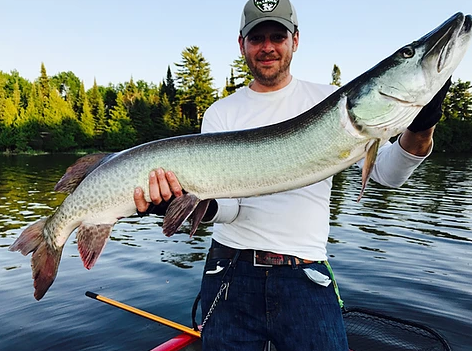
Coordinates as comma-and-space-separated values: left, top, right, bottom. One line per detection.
54, 153, 114, 193
76, 223, 115, 270
162, 194, 200, 237
357, 139, 381, 202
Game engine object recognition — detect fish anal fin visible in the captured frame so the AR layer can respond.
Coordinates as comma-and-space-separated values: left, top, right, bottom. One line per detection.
76, 223, 114, 270
189, 200, 211, 237
358, 139, 381, 202
162, 194, 200, 237
9, 218, 63, 301
54, 153, 113, 193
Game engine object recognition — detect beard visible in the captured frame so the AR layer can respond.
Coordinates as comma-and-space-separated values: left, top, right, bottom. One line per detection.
245, 51, 293, 87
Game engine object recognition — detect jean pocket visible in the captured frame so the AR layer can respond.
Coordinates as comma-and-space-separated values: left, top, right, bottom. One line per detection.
303, 267, 332, 287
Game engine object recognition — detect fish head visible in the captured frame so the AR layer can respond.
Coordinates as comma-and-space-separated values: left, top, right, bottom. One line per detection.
345, 12, 471, 139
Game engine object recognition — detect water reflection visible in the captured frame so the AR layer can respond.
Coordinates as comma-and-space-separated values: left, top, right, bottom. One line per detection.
0, 154, 74, 234
330, 156, 472, 248
1, 153, 472, 350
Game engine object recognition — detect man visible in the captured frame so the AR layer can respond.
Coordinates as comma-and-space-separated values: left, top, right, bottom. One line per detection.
134, 0, 450, 350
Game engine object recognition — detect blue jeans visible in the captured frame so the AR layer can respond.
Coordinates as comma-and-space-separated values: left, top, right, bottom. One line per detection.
200, 241, 349, 351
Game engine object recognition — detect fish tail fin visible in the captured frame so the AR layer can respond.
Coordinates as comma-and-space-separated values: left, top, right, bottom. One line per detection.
76, 223, 114, 270
9, 218, 47, 255
9, 218, 63, 300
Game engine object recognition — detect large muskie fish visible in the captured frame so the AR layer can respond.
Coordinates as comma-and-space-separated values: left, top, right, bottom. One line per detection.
10, 13, 472, 300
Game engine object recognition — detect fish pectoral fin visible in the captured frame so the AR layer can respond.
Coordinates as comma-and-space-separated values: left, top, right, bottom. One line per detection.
189, 199, 211, 237
76, 223, 114, 270
54, 152, 114, 193
358, 138, 381, 202
9, 218, 63, 301
162, 194, 200, 237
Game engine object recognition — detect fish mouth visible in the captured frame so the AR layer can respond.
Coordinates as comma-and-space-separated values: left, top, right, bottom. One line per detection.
421, 13, 471, 73
379, 91, 415, 105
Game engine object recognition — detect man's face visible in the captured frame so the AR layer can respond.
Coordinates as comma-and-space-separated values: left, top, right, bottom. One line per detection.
239, 21, 299, 88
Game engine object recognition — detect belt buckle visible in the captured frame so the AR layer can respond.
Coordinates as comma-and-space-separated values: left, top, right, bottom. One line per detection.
253, 251, 273, 267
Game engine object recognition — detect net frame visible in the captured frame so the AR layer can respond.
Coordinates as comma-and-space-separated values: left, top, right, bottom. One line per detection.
342, 307, 452, 351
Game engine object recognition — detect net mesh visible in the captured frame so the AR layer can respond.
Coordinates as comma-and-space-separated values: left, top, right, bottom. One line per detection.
343, 308, 451, 351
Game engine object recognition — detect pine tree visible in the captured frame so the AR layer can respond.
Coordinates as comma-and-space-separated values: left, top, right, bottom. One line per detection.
26, 83, 43, 124
222, 68, 237, 96
89, 78, 106, 136
331, 64, 342, 87
175, 46, 216, 130
231, 55, 253, 89
35, 64, 52, 127
39, 62, 50, 102
105, 92, 137, 150
50, 71, 81, 107
164, 66, 177, 104
75, 81, 95, 146
130, 96, 153, 143
20, 84, 44, 149
0, 86, 18, 150
148, 90, 171, 139
123, 77, 139, 108
100, 84, 118, 119
158, 85, 178, 133
43, 90, 79, 151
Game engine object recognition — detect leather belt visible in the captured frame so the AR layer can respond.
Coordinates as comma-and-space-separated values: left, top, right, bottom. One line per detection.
208, 247, 315, 267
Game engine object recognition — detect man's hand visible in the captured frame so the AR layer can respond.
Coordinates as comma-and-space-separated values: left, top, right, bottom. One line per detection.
134, 168, 183, 216
400, 77, 452, 156
407, 77, 452, 133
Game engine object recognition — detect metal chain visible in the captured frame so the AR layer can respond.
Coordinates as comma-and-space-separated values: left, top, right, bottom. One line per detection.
200, 282, 229, 331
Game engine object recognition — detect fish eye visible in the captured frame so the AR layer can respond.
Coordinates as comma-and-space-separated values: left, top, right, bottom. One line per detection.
399, 46, 415, 58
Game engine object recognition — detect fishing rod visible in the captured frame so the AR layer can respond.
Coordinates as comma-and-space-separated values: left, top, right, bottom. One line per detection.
85, 291, 201, 338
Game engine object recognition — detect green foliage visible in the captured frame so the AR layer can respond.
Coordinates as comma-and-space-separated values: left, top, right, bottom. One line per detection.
230, 55, 254, 90
104, 92, 137, 150
330, 64, 342, 87
88, 78, 106, 138
175, 46, 216, 130
222, 69, 236, 97
38, 63, 50, 102
76, 82, 95, 146
130, 96, 154, 143
433, 80, 472, 153
162, 66, 177, 104
50, 71, 81, 107
0, 94, 19, 150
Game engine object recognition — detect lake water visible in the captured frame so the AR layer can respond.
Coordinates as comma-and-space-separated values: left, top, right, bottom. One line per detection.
1, 153, 471, 351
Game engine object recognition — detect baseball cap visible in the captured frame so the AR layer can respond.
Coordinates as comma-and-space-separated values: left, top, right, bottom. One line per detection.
240, 0, 298, 38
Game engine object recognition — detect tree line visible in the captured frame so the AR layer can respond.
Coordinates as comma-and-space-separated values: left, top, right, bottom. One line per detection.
0, 51, 471, 153
0, 46, 253, 152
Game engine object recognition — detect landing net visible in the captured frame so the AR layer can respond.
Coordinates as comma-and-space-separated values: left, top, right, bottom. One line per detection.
343, 307, 451, 351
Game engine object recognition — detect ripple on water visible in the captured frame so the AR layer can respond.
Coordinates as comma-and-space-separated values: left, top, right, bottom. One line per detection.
1, 154, 472, 350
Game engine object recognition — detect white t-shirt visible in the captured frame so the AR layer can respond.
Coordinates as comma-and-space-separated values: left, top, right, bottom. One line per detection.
201, 77, 428, 261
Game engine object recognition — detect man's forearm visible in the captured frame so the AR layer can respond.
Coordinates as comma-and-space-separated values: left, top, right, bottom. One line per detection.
399, 128, 434, 156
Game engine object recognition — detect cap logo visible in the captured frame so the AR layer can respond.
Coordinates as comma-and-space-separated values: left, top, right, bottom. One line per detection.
254, 0, 279, 12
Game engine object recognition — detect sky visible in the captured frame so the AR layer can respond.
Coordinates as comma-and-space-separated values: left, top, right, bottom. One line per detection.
1, 0, 471, 92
